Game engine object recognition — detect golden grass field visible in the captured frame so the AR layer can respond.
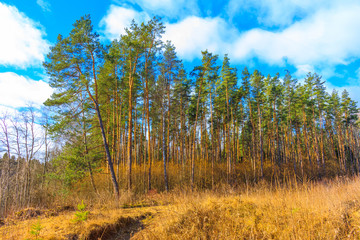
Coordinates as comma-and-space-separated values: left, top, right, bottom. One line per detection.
2, 177, 360, 239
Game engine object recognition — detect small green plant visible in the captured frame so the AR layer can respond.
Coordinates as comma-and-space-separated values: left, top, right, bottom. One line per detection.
27, 218, 43, 240
73, 200, 89, 223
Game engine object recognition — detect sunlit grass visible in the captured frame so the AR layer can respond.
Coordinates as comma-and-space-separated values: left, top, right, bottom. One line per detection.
2, 175, 360, 239
135, 177, 360, 239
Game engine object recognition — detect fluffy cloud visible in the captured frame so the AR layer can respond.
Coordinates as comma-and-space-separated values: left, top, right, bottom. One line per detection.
101, 2, 360, 83
101, 12, 238, 61
163, 3, 360, 69
100, 6, 225, 59
0, 3, 49, 68
0, 72, 53, 108
163, 16, 238, 60
100, 5, 150, 39
232, 3, 360, 67
225, 0, 357, 27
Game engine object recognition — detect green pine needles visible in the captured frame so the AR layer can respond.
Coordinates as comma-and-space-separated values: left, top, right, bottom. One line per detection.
27, 218, 43, 240
73, 200, 90, 223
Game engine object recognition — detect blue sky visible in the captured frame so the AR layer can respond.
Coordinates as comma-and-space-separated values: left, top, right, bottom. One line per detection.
0, 0, 360, 111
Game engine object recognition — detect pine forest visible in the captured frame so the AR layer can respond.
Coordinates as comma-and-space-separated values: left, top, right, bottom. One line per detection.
0, 15, 360, 239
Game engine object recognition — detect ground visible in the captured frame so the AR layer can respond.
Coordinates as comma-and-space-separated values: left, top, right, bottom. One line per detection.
1, 177, 360, 239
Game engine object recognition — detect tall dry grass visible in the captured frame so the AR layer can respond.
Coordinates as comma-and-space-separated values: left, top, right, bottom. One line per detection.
135, 177, 360, 239
25, 158, 341, 214
2, 169, 360, 239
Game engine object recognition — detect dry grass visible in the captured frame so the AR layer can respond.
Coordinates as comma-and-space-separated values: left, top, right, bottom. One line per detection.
136, 177, 360, 240
0, 203, 161, 239
2, 177, 360, 239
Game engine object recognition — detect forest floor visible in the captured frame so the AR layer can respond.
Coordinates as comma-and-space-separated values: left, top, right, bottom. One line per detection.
1, 177, 360, 239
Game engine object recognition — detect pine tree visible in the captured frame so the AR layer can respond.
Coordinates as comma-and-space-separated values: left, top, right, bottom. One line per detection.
43, 15, 119, 196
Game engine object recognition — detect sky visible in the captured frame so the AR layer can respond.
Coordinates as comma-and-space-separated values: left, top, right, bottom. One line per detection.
0, 0, 360, 112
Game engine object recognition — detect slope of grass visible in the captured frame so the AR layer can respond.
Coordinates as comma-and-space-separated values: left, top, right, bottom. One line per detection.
137, 178, 360, 239
2, 177, 360, 239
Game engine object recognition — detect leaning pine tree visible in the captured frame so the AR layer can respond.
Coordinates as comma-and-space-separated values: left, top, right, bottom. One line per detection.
43, 15, 119, 197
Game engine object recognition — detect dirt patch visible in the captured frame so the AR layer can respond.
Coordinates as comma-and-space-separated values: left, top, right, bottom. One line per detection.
44, 205, 76, 217
81, 213, 151, 240
65, 233, 79, 240
56, 205, 76, 212
10, 205, 75, 221
13, 208, 43, 220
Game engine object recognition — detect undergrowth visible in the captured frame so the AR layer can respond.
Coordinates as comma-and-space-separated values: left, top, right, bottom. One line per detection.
2, 177, 360, 239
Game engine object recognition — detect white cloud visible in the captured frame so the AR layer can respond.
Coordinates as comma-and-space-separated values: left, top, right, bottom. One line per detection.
101, 2, 360, 84
101, 8, 233, 59
294, 64, 315, 78
100, 5, 150, 39
0, 72, 53, 108
163, 16, 238, 60
127, 0, 198, 18
36, 0, 51, 12
131, 0, 178, 11
0, 105, 18, 117
163, 3, 360, 69
0, 3, 49, 68
232, 3, 360, 67
100, 2, 201, 40
226, 0, 355, 27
